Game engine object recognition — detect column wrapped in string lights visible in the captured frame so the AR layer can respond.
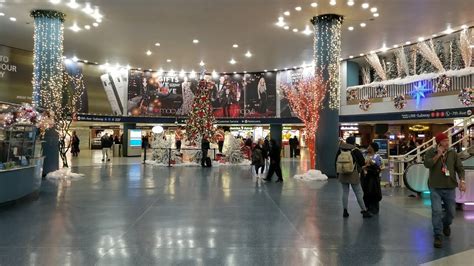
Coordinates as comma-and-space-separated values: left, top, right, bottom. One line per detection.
30, 10, 65, 108
311, 14, 343, 178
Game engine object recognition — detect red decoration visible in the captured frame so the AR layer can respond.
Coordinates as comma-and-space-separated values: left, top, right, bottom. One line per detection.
281, 70, 327, 169
185, 79, 216, 143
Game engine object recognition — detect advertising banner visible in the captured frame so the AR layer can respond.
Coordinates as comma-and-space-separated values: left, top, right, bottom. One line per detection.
277, 68, 314, 117
0, 45, 34, 103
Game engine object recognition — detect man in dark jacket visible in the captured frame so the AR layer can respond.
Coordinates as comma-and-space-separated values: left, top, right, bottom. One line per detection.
263, 139, 283, 183
101, 133, 113, 162
424, 133, 466, 248
289, 136, 299, 158
201, 135, 211, 167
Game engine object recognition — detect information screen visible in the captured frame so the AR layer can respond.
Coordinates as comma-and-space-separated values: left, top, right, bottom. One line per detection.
129, 129, 142, 147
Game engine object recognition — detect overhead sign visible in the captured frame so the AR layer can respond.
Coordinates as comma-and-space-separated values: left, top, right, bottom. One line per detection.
340, 107, 474, 122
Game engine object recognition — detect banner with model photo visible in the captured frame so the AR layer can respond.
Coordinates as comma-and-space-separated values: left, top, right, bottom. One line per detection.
277, 68, 314, 117
127, 71, 277, 118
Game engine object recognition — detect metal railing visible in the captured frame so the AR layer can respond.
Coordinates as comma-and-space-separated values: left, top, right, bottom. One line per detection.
390, 115, 474, 187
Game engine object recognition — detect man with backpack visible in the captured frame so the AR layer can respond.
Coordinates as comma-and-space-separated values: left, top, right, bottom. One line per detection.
336, 136, 372, 218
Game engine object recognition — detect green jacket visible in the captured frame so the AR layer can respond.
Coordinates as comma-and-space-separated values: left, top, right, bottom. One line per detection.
424, 148, 465, 189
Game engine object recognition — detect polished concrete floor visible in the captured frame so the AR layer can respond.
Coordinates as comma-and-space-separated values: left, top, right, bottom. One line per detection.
1, 151, 474, 265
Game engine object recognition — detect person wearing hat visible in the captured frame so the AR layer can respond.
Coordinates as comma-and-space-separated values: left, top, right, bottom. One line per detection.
362, 142, 383, 215
424, 132, 466, 248
335, 136, 372, 218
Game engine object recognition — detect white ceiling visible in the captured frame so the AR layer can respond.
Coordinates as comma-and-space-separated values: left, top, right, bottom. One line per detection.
0, 0, 473, 72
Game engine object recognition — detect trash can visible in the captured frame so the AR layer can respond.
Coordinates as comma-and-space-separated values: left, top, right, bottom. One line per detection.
113, 144, 122, 157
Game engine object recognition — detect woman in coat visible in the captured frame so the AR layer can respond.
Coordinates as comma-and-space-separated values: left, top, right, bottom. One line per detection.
362, 142, 383, 214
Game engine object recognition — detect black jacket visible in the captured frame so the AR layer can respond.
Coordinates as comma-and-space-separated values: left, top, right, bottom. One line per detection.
201, 139, 210, 150
101, 136, 113, 148
269, 144, 281, 163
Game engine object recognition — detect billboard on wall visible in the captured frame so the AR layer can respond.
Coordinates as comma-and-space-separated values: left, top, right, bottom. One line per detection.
0, 45, 34, 103
126, 71, 277, 118
278, 68, 314, 117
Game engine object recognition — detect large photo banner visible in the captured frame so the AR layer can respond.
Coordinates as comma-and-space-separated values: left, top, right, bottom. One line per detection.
0, 45, 34, 103
278, 68, 314, 117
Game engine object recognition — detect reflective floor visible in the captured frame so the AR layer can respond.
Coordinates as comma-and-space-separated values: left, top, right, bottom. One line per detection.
1, 151, 474, 265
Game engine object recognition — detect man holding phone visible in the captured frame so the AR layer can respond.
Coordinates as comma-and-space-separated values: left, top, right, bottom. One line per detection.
424, 133, 466, 248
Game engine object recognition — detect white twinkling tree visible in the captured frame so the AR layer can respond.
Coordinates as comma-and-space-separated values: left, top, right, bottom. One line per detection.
223, 133, 244, 164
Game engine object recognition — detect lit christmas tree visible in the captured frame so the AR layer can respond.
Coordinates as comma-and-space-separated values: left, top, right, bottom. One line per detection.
185, 79, 216, 143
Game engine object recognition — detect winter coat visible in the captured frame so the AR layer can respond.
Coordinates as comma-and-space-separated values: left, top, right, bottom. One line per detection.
336, 143, 365, 184
101, 136, 113, 148
361, 157, 383, 202
251, 146, 265, 165
269, 144, 281, 164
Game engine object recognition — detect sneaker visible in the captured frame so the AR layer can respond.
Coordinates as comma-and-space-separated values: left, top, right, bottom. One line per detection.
362, 210, 372, 218
343, 209, 349, 218
443, 225, 451, 237
434, 236, 443, 248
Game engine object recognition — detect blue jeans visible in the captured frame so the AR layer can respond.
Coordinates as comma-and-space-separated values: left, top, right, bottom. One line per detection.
342, 183, 367, 211
430, 188, 456, 237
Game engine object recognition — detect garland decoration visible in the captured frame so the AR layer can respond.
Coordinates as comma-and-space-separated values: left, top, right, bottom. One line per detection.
358, 98, 371, 111
458, 88, 473, 106
375, 85, 388, 98
393, 95, 407, 110
30, 10, 66, 22
435, 74, 451, 93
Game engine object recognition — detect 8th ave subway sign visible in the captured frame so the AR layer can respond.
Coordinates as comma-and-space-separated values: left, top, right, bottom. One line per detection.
0, 55, 18, 78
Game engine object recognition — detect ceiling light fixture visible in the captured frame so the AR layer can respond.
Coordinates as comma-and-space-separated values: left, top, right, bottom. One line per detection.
50, 0, 61, 4
146, 50, 152, 56
233, 44, 239, 48
347, 1, 355, 6
92, 22, 99, 27
393, 44, 399, 48
245, 51, 253, 58
330, 0, 337, 6
405, 41, 411, 45
311, 2, 318, 8
179, 69, 185, 77
9, 17, 16, 22
381, 44, 388, 52
69, 23, 81, 32
348, 26, 354, 31
0, 13, 5, 17
155, 42, 160, 46
370, 7, 378, 13
360, 23, 366, 27
193, 39, 199, 44
362, 3, 369, 9
244, 71, 247, 73
84, 25, 91, 30
229, 58, 237, 65
373, 13, 379, 17
82, 2, 94, 14
284, 11, 290, 16
264, 70, 268, 72
190, 70, 196, 78
349, 56, 354, 59
302, 25, 312, 35
212, 70, 218, 78
274, 69, 278, 71
199, 60, 205, 66
72, 56, 79, 62
359, 53, 364, 56
444, 26, 454, 34
293, 28, 299, 32
67, 0, 80, 9
166, 59, 172, 63
417, 37, 424, 42
295, 6, 302, 11
284, 26, 290, 30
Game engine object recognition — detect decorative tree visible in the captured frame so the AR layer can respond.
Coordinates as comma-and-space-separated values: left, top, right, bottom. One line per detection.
150, 133, 182, 164
417, 40, 444, 73
185, 79, 216, 144
281, 70, 327, 169
450, 39, 463, 70
460, 29, 473, 68
395, 47, 409, 78
383, 54, 398, 80
40, 72, 85, 167
406, 47, 416, 76
223, 133, 244, 164
365, 53, 387, 81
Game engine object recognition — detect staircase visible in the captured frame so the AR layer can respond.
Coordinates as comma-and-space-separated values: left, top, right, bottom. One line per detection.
390, 115, 474, 188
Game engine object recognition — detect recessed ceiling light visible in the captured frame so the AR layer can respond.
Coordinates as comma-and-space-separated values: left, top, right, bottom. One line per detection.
302, 25, 312, 35
245, 51, 252, 58
50, 0, 61, 4
406, 41, 411, 45
155, 42, 160, 46
9, 17, 17, 22
96, 18, 102, 23
199, 60, 205, 66
417, 37, 424, 42
360, 23, 366, 27
284, 26, 290, 30
82, 2, 94, 14
229, 58, 237, 64
93, 22, 99, 27
244, 71, 247, 73
359, 53, 364, 56
330, 0, 336, 6
349, 56, 354, 59
362, 3, 369, 9
393, 44, 399, 48
67, 0, 80, 9
348, 26, 354, 31
381, 44, 388, 52
0, 13, 5, 17
284, 68, 288, 70
373, 13, 379, 17
264, 70, 268, 72
233, 44, 239, 48
370, 7, 378, 13
444, 26, 454, 34
146, 50, 152, 56
166, 59, 172, 63
84, 60, 88, 63
69, 23, 81, 32
369, 50, 375, 54
284, 11, 290, 16
233, 71, 237, 74
432, 34, 437, 37
295, 6, 302, 11
311, 2, 318, 8
293, 28, 299, 32
347, 1, 355, 6
72, 56, 79, 62
84, 25, 91, 30
190, 70, 196, 78
193, 39, 199, 44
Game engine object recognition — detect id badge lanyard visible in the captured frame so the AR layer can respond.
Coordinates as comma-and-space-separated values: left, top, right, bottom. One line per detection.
441, 154, 450, 177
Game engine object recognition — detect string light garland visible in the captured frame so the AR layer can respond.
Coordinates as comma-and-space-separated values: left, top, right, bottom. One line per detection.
31, 9, 65, 108
365, 53, 387, 81
311, 14, 343, 110
459, 29, 472, 68
281, 70, 327, 169
416, 41, 445, 72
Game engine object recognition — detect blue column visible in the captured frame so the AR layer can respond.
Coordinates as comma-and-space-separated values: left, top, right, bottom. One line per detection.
30, 10, 65, 107
312, 14, 343, 178
347, 61, 360, 87
30, 10, 65, 175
